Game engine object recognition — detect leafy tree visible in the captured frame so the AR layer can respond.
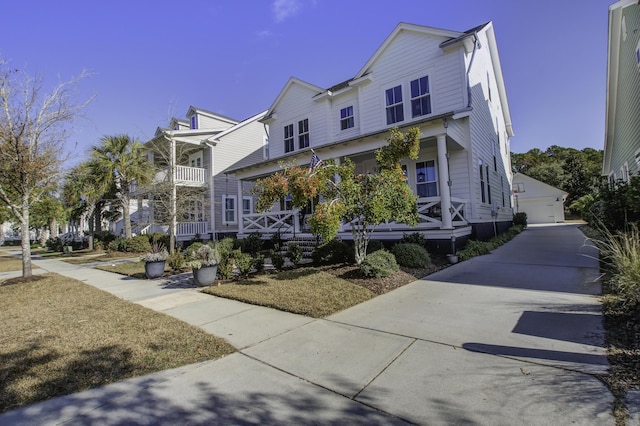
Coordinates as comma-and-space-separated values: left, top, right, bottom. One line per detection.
0, 56, 90, 277
89, 135, 154, 239
526, 162, 566, 190
254, 127, 420, 265
30, 194, 66, 244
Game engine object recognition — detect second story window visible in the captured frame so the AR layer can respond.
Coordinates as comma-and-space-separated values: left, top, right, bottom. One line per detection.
284, 124, 294, 153
190, 115, 198, 129
340, 106, 354, 130
298, 118, 309, 149
385, 85, 404, 125
410, 76, 431, 118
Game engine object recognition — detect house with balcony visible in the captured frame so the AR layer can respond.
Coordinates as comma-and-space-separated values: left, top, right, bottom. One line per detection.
228, 22, 515, 253
127, 106, 268, 242
604, 0, 640, 182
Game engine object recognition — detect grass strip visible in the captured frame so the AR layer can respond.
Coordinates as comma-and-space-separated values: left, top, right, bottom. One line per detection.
203, 267, 375, 318
0, 273, 235, 413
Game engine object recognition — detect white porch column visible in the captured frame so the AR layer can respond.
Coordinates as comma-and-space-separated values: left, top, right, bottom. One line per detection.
237, 178, 244, 236
437, 133, 453, 229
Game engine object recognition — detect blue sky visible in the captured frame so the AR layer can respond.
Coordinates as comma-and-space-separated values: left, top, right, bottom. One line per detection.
0, 0, 612, 164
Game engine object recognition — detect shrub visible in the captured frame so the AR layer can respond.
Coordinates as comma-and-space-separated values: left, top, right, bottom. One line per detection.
400, 232, 426, 247
311, 239, 352, 265
46, 237, 64, 252
366, 240, 385, 254
457, 225, 524, 261
253, 255, 265, 274
186, 243, 220, 270
127, 235, 152, 253
286, 243, 303, 265
148, 233, 170, 248
94, 231, 116, 247
107, 237, 128, 253
234, 250, 254, 277
270, 250, 285, 270
168, 249, 186, 271
216, 238, 236, 279
596, 225, 640, 307
184, 242, 204, 258
141, 242, 169, 262
392, 243, 431, 268
513, 212, 528, 227
360, 249, 399, 278
240, 232, 263, 255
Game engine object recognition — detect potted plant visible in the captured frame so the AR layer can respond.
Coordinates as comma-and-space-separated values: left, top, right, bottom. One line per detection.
141, 242, 169, 279
187, 244, 220, 286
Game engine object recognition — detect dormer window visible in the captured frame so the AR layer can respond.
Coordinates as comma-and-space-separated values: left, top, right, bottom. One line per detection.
410, 76, 431, 118
190, 115, 198, 129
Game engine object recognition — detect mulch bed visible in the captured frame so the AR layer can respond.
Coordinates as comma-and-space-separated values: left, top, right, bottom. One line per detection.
318, 255, 449, 295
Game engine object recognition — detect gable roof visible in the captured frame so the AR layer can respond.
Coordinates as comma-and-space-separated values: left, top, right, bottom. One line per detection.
186, 106, 239, 125
354, 22, 463, 79
512, 173, 568, 196
261, 77, 325, 122
205, 110, 268, 143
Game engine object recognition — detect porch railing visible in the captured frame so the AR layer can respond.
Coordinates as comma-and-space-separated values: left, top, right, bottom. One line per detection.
242, 211, 295, 234
242, 196, 467, 235
177, 221, 209, 236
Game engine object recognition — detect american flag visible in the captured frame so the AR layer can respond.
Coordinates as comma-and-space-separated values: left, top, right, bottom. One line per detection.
309, 152, 322, 172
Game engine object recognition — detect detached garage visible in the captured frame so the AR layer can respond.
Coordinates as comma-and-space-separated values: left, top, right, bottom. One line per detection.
512, 173, 568, 224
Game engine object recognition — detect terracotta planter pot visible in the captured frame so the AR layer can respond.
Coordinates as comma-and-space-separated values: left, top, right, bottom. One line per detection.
145, 260, 166, 279
192, 265, 218, 286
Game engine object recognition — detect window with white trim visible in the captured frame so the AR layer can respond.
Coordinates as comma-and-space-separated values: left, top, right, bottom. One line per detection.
298, 118, 309, 149
415, 160, 437, 197
284, 124, 294, 153
385, 85, 404, 124
479, 160, 486, 203
242, 196, 253, 215
410, 76, 431, 118
486, 165, 492, 205
622, 162, 630, 183
263, 135, 269, 159
222, 195, 237, 224
340, 106, 354, 130
190, 115, 198, 129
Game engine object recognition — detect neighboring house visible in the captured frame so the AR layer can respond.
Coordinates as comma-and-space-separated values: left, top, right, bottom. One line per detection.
604, 0, 640, 182
120, 106, 268, 242
228, 22, 515, 252
512, 173, 567, 224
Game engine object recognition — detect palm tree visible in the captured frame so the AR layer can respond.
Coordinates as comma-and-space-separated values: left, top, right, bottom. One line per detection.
63, 161, 105, 249
90, 135, 154, 239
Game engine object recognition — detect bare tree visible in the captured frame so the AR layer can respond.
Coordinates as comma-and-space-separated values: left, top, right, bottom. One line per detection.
0, 57, 91, 277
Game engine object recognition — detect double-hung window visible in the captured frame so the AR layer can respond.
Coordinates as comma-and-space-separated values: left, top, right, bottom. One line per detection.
222, 195, 237, 224
410, 76, 431, 118
284, 124, 294, 153
385, 85, 404, 124
340, 106, 354, 130
479, 161, 486, 203
190, 115, 198, 129
298, 119, 309, 149
486, 165, 492, 205
242, 197, 252, 215
415, 160, 437, 197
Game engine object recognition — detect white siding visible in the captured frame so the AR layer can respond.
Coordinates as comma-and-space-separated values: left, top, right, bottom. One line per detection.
269, 83, 327, 158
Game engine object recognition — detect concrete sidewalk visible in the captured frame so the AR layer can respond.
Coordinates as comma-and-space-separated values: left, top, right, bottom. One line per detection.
0, 224, 621, 425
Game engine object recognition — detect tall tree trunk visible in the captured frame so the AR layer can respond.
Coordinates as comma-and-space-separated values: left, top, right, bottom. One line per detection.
20, 197, 32, 277
122, 194, 132, 238
50, 218, 58, 239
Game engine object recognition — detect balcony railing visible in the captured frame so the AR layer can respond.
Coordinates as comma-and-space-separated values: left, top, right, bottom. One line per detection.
175, 165, 207, 186
138, 222, 209, 237
241, 196, 467, 236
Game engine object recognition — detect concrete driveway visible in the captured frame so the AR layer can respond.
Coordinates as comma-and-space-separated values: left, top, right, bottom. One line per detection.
0, 224, 615, 425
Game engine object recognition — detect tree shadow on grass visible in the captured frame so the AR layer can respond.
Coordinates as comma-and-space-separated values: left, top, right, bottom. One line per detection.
0, 342, 134, 414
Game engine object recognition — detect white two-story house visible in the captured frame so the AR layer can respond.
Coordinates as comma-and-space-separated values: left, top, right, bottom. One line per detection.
228, 21, 515, 253
125, 106, 268, 242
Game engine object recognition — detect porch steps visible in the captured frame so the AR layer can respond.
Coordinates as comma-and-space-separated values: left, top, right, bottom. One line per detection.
282, 236, 319, 258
